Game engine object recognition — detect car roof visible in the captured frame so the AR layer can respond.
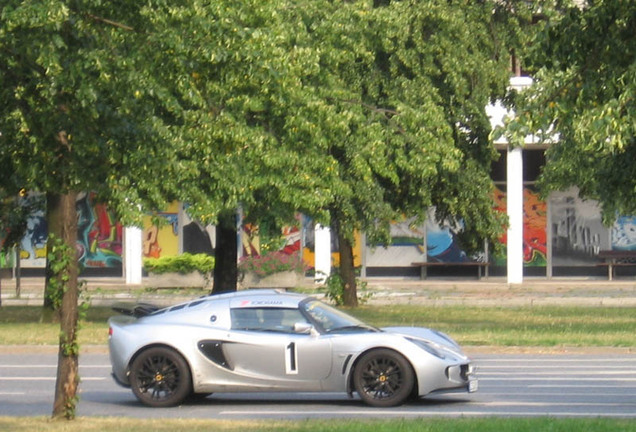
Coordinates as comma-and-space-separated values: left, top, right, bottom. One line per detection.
227, 289, 309, 309
153, 289, 311, 317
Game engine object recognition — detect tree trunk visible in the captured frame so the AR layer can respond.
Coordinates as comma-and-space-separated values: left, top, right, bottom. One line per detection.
337, 229, 358, 307
211, 210, 238, 295
44, 192, 63, 310
49, 191, 81, 420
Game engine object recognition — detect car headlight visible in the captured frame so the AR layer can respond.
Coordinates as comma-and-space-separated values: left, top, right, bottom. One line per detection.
407, 337, 446, 360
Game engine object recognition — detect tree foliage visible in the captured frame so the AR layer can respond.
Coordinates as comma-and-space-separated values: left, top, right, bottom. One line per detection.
285, 0, 523, 304
1, 0, 536, 412
131, 0, 339, 292
0, 0, 183, 418
501, 0, 636, 222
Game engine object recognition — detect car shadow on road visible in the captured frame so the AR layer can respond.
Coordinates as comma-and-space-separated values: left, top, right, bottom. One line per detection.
82, 390, 472, 410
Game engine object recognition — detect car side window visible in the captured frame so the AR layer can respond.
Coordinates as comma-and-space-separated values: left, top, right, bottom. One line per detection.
231, 307, 308, 333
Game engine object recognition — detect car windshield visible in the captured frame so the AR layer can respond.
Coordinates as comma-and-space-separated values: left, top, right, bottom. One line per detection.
300, 299, 378, 334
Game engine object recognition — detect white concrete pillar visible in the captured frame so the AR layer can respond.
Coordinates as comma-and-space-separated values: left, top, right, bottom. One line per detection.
507, 147, 524, 284
124, 226, 143, 285
314, 224, 331, 283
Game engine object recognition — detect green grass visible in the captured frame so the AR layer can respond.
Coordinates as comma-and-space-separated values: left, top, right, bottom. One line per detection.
0, 304, 635, 347
0, 306, 114, 345
0, 417, 634, 432
347, 304, 636, 347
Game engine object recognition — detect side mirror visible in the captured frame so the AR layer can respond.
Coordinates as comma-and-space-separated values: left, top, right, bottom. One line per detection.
293, 322, 314, 334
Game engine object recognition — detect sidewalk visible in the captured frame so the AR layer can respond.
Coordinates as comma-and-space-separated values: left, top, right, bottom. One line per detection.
2, 276, 636, 307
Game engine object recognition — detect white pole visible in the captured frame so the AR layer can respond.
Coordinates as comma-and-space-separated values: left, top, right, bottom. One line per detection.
507, 147, 524, 284
124, 226, 143, 285
314, 224, 331, 283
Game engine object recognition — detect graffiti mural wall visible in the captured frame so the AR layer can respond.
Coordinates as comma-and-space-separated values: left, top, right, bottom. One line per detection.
13, 193, 123, 269
303, 217, 361, 268
76, 192, 123, 268
492, 186, 547, 267
550, 188, 608, 266
611, 216, 636, 251
19, 206, 47, 268
143, 202, 180, 258
425, 217, 471, 263
522, 188, 547, 266
241, 214, 303, 258
365, 217, 426, 266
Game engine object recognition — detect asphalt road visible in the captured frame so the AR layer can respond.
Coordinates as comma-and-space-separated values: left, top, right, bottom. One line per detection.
1, 351, 635, 419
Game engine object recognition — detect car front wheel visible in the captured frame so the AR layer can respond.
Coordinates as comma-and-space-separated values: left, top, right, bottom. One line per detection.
129, 346, 192, 407
353, 348, 415, 407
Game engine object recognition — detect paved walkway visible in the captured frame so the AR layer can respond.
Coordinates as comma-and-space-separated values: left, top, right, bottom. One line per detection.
2, 276, 636, 307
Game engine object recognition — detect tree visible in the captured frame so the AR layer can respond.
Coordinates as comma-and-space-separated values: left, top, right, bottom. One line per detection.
286, 0, 522, 305
0, 0, 184, 418
501, 0, 636, 221
154, 0, 336, 293
1, 0, 342, 413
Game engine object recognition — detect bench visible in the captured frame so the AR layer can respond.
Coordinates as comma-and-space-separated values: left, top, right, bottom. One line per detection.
596, 250, 636, 280
411, 261, 490, 280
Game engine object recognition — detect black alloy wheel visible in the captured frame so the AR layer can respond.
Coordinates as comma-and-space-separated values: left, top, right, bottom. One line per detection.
129, 346, 192, 407
353, 348, 415, 407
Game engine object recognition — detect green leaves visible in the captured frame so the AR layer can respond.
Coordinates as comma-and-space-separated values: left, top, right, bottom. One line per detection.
1, 0, 516, 251
502, 0, 636, 219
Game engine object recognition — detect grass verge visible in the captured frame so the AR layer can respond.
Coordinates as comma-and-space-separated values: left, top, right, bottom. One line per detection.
348, 304, 636, 347
0, 304, 634, 347
0, 417, 635, 432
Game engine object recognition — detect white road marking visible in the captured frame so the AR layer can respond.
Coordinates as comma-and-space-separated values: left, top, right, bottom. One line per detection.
219, 410, 636, 418
476, 358, 636, 362
478, 365, 633, 369
479, 377, 636, 381
476, 401, 634, 407
479, 371, 636, 376
480, 392, 635, 397
0, 365, 110, 368
529, 384, 636, 388
0, 377, 106, 381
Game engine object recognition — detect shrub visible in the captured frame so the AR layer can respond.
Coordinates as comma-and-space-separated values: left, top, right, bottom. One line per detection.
238, 250, 307, 278
321, 271, 371, 306
143, 253, 215, 276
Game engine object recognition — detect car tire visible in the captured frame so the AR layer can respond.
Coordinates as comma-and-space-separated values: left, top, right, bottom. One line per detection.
129, 346, 192, 407
353, 348, 415, 407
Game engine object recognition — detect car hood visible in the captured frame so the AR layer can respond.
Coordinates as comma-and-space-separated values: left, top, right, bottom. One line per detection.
382, 326, 467, 357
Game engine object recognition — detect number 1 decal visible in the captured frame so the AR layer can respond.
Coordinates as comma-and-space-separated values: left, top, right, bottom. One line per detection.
285, 342, 298, 374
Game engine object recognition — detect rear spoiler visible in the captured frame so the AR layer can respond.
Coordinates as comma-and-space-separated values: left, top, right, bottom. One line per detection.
112, 302, 162, 318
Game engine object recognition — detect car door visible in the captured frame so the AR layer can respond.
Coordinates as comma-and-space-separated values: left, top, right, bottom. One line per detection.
222, 306, 332, 389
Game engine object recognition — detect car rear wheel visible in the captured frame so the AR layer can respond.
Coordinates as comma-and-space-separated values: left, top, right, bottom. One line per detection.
353, 349, 415, 407
130, 346, 192, 407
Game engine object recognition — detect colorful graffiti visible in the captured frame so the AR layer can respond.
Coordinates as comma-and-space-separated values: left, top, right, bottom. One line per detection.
76, 193, 123, 268
522, 188, 547, 265
14, 193, 123, 268
241, 214, 303, 258
241, 223, 260, 257
302, 217, 361, 268
425, 217, 470, 263
364, 217, 425, 267
18, 207, 47, 267
143, 202, 180, 258
493, 186, 547, 266
612, 216, 636, 251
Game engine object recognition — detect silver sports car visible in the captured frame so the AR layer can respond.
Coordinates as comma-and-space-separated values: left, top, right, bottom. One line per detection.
108, 289, 477, 407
